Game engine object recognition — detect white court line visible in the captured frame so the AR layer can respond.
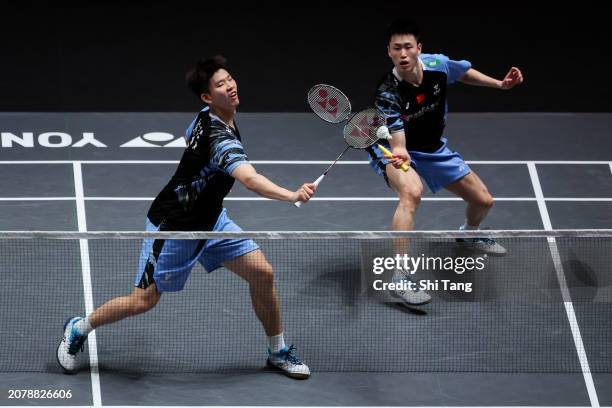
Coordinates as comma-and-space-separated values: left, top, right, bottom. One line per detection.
1, 160, 612, 165
527, 162, 599, 408
609, 162, 612, 175
3, 196, 612, 202
2, 195, 612, 203
83, 196, 538, 202
73, 162, 102, 408
545, 198, 612, 202
0, 197, 74, 201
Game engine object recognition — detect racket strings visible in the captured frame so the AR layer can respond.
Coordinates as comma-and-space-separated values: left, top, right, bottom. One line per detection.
307, 84, 351, 123
343, 109, 385, 149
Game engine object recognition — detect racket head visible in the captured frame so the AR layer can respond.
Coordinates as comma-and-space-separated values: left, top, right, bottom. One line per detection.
307, 84, 351, 123
343, 108, 387, 149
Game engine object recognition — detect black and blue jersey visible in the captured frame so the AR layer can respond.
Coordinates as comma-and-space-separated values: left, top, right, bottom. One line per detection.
147, 107, 249, 231
374, 53, 471, 153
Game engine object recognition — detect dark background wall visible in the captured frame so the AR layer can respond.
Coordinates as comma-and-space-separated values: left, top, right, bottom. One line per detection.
1, 4, 610, 112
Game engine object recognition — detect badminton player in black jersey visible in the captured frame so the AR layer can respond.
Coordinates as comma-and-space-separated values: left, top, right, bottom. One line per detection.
57, 56, 315, 379
369, 19, 523, 305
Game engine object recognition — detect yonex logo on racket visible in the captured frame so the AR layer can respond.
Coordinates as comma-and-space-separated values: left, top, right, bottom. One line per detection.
350, 115, 381, 138
316, 88, 339, 118
307, 84, 351, 124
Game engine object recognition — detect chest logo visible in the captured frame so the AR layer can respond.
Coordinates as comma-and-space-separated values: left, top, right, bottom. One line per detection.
416, 94, 426, 104
433, 83, 441, 96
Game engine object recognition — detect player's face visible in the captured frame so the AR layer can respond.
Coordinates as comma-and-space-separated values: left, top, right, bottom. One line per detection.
388, 34, 422, 73
203, 69, 239, 110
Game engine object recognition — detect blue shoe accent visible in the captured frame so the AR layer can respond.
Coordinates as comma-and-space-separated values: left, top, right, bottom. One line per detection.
268, 345, 303, 365
64, 317, 87, 355
266, 345, 310, 379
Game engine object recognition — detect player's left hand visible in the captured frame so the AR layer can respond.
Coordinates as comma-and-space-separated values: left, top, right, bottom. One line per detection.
500, 67, 523, 90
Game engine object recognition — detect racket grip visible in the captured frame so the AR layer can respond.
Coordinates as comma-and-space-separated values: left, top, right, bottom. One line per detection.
293, 174, 325, 208
377, 144, 410, 172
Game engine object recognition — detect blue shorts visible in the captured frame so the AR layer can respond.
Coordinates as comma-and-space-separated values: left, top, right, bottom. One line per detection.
368, 137, 471, 193
134, 208, 259, 292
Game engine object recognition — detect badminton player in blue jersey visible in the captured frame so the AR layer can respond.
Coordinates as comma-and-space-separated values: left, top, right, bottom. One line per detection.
57, 55, 315, 379
369, 19, 523, 305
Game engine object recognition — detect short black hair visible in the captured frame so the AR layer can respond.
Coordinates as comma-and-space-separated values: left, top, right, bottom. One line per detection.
385, 19, 421, 45
186, 55, 228, 98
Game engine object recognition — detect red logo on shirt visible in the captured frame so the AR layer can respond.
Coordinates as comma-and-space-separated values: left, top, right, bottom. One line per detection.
416, 94, 426, 104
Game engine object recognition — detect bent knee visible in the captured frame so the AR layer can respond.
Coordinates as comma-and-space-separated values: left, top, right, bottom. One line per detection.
397, 187, 422, 207
130, 288, 160, 314
474, 192, 494, 209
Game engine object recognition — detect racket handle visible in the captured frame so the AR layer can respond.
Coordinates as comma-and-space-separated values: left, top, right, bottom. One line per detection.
377, 144, 410, 172
293, 174, 325, 208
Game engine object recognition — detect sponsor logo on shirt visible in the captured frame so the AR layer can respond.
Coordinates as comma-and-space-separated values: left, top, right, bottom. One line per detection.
416, 94, 426, 104
401, 101, 440, 122
424, 58, 440, 67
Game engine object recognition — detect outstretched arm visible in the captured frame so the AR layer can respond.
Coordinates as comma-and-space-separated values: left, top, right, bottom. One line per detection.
231, 164, 315, 203
458, 67, 523, 89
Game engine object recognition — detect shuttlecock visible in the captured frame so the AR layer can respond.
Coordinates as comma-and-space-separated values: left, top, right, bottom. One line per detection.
376, 126, 392, 140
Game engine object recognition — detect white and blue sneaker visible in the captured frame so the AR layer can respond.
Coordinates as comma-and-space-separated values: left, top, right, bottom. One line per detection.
390, 268, 431, 306
456, 226, 507, 256
267, 345, 310, 379
56, 317, 88, 373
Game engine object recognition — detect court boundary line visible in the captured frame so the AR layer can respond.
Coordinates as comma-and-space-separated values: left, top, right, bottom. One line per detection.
73, 162, 102, 408
2, 197, 612, 202
527, 162, 599, 408
1, 160, 611, 165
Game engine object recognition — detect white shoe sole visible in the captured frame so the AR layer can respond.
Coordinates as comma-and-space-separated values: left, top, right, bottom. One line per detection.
266, 359, 310, 380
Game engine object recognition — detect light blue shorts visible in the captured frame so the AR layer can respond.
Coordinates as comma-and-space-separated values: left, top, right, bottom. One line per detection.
134, 208, 259, 292
368, 137, 471, 193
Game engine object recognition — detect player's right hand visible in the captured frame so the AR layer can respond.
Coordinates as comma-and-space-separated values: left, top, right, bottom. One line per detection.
293, 183, 316, 203
390, 148, 410, 169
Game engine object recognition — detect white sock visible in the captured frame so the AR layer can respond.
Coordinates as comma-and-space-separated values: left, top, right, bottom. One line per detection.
75, 317, 93, 335
268, 333, 286, 353
461, 222, 479, 231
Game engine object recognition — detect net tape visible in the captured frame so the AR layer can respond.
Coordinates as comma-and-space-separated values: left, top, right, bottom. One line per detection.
0, 229, 610, 239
